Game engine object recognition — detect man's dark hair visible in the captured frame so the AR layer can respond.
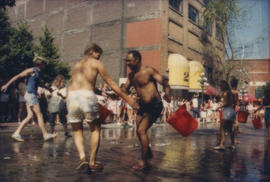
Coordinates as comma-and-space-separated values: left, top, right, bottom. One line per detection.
128, 50, 141, 62
84, 43, 103, 56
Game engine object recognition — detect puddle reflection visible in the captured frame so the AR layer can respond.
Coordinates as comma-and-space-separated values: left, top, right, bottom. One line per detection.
101, 127, 136, 140
2, 125, 270, 181
261, 140, 270, 181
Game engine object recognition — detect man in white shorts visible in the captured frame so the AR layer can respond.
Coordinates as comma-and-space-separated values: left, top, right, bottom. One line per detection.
67, 43, 138, 173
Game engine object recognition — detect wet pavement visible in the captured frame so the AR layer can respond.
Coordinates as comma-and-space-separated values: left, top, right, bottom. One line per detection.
0, 122, 270, 182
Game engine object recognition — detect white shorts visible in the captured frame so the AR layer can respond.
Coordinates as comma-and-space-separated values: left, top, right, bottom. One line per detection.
24, 92, 39, 106
67, 90, 100, 123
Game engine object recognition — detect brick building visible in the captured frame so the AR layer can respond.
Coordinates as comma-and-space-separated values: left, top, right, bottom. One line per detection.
247, 59, 270, 95
231, 59, 270, 96
7, 0, 225, 85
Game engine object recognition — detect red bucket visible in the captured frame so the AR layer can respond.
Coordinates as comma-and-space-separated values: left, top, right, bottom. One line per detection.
252, 116, 262, 129
99, 104, 112, 122
237, 111, 249, 123
167, 104, 198, 137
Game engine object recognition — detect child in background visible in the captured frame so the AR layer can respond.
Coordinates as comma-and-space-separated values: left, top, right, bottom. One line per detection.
46, 75, 71, 137
17, 78, 27, 123
200, 103, 207, 123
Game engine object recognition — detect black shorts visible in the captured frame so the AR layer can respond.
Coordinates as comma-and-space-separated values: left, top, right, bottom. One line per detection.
221, 120, 234, 132
137, 99, 163, 121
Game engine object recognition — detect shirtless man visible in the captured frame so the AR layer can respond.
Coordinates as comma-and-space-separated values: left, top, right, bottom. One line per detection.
122, 50, 171, 170
67, 43, 138, 173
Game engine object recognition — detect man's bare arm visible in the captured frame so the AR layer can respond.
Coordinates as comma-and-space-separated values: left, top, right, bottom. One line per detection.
121, 72, 133, 93
151, 68, 171, 102
97, 62, 139, 110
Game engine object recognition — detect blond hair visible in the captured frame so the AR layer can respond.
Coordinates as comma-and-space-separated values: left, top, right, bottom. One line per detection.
52, 75, 65, 88
33, 56, 47, 66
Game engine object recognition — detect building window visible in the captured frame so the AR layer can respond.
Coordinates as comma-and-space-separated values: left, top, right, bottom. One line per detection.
169, 0, 183, 13
203, 18, 212, 36
188, 4, 199, 24
216, 25, 223, 42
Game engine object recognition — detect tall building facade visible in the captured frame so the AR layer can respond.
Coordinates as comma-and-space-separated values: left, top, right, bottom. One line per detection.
8, 0, 225, 86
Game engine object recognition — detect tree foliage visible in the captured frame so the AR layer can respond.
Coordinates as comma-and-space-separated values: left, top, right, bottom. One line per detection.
7, 22, 36, 76
0, 0, 15, 10
202, 0, 248, 86
0, 1, 34, 77
0, 5, 70, 84
0, 8, 14, 75
36, 26, 70, 83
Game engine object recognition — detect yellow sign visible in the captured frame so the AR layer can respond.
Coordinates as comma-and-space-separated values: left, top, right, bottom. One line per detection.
168, 54, 189, 89
189, 61, 205, 90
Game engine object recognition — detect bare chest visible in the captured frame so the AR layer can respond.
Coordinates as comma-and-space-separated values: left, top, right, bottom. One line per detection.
131, 72, 152, 88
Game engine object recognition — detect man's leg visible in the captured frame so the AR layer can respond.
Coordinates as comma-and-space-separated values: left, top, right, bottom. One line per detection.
71, 122, 86, 161
135, 114, 154, 168
88, 119, 101, 167
71, 122, 89, 172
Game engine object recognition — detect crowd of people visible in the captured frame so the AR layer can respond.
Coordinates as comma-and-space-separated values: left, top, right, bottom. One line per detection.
0, 78, 268, 132
1, 43, 270, 174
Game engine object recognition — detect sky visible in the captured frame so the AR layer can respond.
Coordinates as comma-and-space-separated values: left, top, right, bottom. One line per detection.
227, 0, 270, 60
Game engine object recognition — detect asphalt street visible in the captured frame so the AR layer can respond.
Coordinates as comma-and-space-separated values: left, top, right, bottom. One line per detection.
0, 121, 269, 182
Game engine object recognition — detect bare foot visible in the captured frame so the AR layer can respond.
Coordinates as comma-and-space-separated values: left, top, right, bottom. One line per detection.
89, 163, 104, 172
132, 160, 149, 171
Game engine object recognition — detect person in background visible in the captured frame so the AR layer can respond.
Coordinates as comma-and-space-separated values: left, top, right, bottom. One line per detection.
254, 89, 270, 140
191, 94, 200, 120
46, 75, 71, 137
0, 72, 10, 122
230, 77, 240, 144
214, 80, 236, 150
17, 78, 27, 123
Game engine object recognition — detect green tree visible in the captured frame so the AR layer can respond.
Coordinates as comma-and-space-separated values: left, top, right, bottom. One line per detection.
202, 0, 249, 86
7, 22, 36, 76
36, 26, 70, 83
0, 0, 15, 75
0, 0, 15, 10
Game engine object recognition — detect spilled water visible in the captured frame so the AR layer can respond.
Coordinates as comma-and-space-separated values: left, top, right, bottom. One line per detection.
0, 124, 269, 181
